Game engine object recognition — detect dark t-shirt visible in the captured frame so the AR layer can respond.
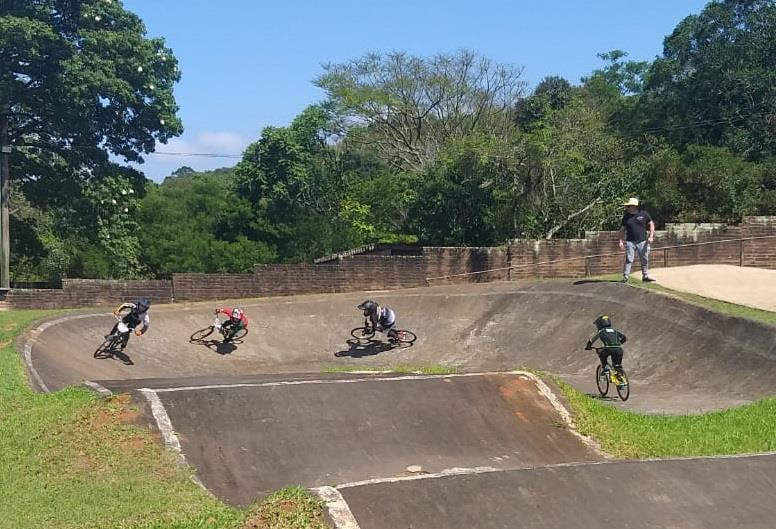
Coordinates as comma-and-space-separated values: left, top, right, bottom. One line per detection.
621, 210, 653, 242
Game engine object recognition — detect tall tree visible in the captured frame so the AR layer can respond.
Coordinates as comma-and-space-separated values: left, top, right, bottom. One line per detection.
643, 0, 776, 158
2, 0, 182, 174
137, 169, 276, 277
316, 50, 526, 171
2, 0, 183, 279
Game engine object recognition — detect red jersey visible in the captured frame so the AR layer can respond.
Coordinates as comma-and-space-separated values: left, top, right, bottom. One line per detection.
218, 307, 249, 328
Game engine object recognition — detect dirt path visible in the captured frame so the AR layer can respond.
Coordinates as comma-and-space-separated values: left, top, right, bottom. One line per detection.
654, 265, 776, 312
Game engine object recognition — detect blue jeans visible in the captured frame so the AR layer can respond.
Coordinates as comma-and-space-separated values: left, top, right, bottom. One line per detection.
624, 241, 650, 279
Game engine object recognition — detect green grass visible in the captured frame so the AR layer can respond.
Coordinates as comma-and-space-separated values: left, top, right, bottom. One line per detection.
324, 363, 460, 375
241, 487, 328, 529
0, 310, 323, 529
553, 376, 776, 459
595, 274, 776, 326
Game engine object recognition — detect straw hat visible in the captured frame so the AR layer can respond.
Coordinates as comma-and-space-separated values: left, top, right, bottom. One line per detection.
622, 197, 640, 207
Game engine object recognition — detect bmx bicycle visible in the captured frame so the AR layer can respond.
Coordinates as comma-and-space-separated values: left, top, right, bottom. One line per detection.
190, 315, 248, 344
592, 347, 630, 401
94, 314, 134, 359
350, 320, 417, 348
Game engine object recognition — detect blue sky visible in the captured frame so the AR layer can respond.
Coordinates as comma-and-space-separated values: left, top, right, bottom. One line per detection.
124, 0, 709, 181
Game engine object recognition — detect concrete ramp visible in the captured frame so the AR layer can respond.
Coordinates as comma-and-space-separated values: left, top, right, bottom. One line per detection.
126, 372, 602, 505
28, 281, 776, 413
335, 454, 776, 529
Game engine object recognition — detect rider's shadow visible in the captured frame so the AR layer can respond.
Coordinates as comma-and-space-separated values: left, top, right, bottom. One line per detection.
334, 338, 394, 358
586, 392, 619, 402
190, 338, 239, 355
100, 349, 134, 365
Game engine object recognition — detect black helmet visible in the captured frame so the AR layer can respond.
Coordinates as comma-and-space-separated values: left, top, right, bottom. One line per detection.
134, 297, 151, 313
594, 314, 612, 330
357, 300, 377, 315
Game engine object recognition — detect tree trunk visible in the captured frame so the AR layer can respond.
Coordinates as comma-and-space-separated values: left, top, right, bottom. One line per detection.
0, 105, 10, 289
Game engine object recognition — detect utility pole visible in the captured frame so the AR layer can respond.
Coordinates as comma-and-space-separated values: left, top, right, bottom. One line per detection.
0, 104, 10, 290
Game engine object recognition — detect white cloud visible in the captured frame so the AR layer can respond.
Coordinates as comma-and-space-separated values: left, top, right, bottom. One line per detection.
132, 130, 252, 182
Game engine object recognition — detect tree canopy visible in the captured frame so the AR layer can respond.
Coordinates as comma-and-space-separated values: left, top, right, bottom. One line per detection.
5, 0, 775, 280
2, 0, 183, 279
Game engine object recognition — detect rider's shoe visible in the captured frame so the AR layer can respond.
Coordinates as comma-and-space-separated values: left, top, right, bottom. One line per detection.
620, 277, 629, 283
642, 276, 656, 282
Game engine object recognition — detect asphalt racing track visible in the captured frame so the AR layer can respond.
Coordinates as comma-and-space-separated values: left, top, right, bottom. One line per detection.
23, 280, 776, 528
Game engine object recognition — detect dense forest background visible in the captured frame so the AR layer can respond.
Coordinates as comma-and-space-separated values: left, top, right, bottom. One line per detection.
4, 0, 775, 280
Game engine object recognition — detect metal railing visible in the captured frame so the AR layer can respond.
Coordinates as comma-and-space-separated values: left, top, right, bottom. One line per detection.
425, 235, 776, 282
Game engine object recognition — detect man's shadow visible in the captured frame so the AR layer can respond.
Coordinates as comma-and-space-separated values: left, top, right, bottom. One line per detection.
573, 279, 622, 285
334, 338, 395, 358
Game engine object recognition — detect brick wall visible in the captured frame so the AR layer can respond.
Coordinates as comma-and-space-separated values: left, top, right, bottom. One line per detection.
7, 279, 173, 309
6, 217, 776, 308
253, 256, 427, 297
424, 247, 509, 283
506, 217, 776, 278
172, 274, 258, 302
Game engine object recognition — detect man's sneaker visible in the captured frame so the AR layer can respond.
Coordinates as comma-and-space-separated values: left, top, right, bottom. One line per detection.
620, 277, 629, 283
642, 276, 656, 282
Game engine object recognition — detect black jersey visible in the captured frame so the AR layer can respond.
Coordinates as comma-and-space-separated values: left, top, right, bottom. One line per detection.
587, 327, 627, 351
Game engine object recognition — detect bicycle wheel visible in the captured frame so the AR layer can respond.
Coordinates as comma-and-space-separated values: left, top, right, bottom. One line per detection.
232, 327, 248, 340
393, 329, 417, 347
350, 327, 375, 340
94, 336, 119, 359
614, 368, 630, 401
595, 364, 609, 396
190, 326, 214, 342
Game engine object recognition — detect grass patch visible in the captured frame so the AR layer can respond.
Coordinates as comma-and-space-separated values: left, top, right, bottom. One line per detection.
242, 487, 327, 529
324, 363, 460, 375
553, 376, 776, 459
0, 309, 324, 529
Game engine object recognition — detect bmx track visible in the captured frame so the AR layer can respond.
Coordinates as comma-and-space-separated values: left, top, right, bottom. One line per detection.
22, 279, 776, 528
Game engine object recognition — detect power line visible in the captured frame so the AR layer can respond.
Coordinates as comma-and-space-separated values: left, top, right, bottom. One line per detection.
149, 151, 242, 159
641, 111, 774, 134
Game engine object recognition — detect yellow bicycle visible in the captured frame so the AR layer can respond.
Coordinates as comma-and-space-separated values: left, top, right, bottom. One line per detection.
594, 348, 630, 401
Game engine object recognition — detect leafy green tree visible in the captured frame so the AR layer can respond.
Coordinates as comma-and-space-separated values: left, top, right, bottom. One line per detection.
316, 50, 526, 171
171, 166, 195, 177
2, 0, 182, 171
409, 134, 505, 245
639, 145, 767, 223
515, 76, 574, 131
517, 96, 642, 238
2, 0, 183, 279
137, 169, 276, 277
235, 105, 385, 261
643, 0, 776, 158
1, 0, 183, 214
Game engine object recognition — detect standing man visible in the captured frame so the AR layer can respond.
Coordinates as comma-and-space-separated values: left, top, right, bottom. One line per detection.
618, 198, 656, 283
